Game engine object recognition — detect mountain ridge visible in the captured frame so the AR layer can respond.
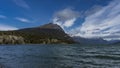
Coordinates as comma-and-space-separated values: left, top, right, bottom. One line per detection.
72, 36, 108, 44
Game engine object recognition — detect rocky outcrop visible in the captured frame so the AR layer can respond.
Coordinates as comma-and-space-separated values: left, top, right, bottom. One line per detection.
0, 35, 25, 44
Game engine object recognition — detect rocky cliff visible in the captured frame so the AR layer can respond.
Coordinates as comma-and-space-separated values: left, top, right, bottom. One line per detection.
0, 35, 25, 44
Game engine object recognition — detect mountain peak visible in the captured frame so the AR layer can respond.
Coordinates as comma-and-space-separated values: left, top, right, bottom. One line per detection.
39, 23, 63, 31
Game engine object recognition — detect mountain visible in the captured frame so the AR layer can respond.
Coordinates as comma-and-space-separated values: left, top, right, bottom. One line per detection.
110, 40, 120, 45
38, 23, 64, 31
0, 23, 75, 44
73, 36, 108, 45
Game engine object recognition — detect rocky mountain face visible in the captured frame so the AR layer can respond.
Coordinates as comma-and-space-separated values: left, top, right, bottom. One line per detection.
0, 35, 25, 44
0, 23, 75, 44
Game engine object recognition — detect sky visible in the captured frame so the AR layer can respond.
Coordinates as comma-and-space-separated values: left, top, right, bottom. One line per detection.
0, 0, 120, 40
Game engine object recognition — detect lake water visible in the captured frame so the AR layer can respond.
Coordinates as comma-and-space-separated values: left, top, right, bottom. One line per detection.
0, 44, 120, 68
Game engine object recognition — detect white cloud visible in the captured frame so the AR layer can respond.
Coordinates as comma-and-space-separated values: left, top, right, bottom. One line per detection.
64, 18, 76, 28
70, 0, 120, 40
84, 5, 103, 17
53, 8, 80, 28
12, 0, 30, 9
0, 15, 7, 19
15, 17, 30, 23
0, 24, 18, 31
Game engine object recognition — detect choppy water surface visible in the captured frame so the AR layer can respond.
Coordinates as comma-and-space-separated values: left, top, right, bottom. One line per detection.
0, 44, 120, 68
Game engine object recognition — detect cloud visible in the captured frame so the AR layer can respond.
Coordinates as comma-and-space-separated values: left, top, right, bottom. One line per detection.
0, 24, 18, 31
84, 5, 103, 17
0, 15, 7, 19
15, 17, 30, 23
53, 8, 80, 28
12, 0, 30, 9
71, 0, 120, 40
64, 18, 76, 28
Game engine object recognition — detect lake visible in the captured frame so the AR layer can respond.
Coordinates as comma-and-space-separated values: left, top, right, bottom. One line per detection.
0, 44, 120, 68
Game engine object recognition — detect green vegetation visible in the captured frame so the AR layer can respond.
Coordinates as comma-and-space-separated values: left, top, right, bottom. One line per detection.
0, 27, 75, 44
